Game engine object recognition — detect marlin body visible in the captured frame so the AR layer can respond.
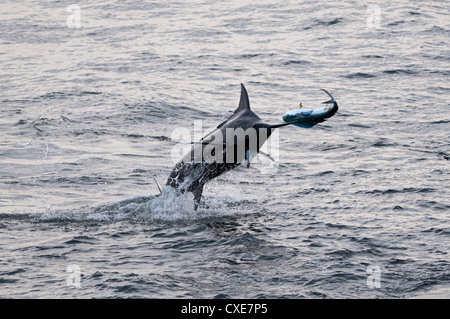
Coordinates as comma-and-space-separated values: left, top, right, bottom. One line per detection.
166, 83, 338, 209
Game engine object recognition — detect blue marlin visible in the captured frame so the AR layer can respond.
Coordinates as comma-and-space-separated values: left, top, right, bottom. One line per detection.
165, 84, 338, 209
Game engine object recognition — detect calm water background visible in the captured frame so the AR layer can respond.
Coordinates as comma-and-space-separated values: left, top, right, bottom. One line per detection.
0, 0, 449, 298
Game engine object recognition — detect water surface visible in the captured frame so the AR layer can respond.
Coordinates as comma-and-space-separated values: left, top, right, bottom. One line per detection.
0, 0, 449, 298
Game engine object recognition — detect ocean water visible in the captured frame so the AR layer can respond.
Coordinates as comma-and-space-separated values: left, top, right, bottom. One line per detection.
0, 0, 449, 299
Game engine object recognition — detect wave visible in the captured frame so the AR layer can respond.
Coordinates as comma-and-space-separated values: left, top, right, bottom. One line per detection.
282, 60, 311, 65
421, 227, 450, 235
0, 186, 254, 225
362, 55, 383, 59
342, 72, 376, 79
343, 69, 420, 79
302, 17, 344, 30
382, 69, 418, 75
361, 187, 436, 195
37, 91, 102, 100
372, 139, 398, 147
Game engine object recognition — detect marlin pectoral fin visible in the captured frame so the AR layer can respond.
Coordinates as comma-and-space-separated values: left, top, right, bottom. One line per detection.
245, 150, 250, 168
245, 150, 259, 168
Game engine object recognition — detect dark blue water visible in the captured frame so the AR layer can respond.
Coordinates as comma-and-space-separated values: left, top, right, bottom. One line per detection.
0, 1, 449, 298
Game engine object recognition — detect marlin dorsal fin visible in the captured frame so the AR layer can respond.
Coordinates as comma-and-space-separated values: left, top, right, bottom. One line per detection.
234, 83, 250, 114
